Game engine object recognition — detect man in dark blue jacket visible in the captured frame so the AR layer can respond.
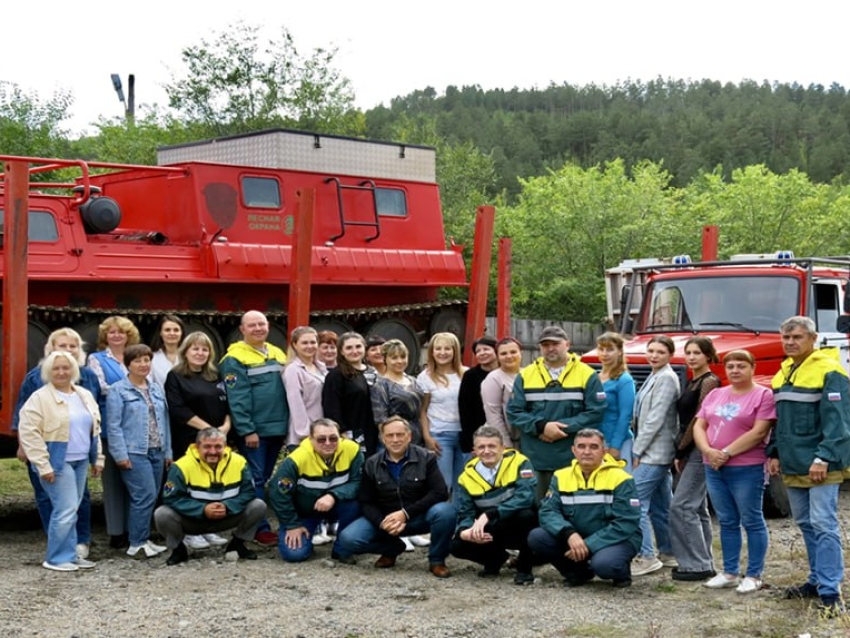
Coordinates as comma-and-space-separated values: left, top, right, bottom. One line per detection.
336, 416, 456, 577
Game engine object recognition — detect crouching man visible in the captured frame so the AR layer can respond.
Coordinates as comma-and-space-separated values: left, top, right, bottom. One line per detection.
155, 428, 267, 565
450, 425, 538, 585
336, 416, 457, 577
268, 418, 363, 562
528, 428, 641, 587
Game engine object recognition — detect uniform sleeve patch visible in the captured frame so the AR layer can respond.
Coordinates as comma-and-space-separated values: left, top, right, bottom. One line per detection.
543, 489, 553, 501
629, 498, 640, 507
828, 392, 842, 401
224, 373, 237, 389
163, 481, 175, 496
277, 477, 293, 491
520, 469, 534, 479
596, 391, 607, 401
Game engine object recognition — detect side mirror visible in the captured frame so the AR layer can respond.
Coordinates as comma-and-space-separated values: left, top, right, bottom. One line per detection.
836, 315, 850, 333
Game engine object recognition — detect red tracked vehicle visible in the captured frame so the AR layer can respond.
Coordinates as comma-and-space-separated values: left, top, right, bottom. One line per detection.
0, 129, 497, 452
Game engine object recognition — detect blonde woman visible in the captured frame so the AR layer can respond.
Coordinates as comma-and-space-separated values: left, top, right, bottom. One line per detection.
283, 326, 327, 448
19, 351, 103, 571
418, 332, 467, 492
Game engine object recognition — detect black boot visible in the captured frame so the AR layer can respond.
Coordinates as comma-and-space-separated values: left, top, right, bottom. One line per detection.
225, 537, 257, 560
166, 543, 188, 566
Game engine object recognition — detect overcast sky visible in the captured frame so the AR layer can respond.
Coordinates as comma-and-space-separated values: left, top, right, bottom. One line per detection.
4, 0, 849, 135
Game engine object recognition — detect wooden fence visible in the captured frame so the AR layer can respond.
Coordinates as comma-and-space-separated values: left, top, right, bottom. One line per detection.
483, 318, 605, 365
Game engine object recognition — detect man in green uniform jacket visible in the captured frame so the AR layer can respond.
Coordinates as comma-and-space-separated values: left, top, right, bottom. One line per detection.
506, 326, 606, 499
768, 316, 850, 617
219, 310, 289, 545
450, 425, 538, 585
155, 428, 267, 565
269, 418, 363, 563
528, 428, 641, 587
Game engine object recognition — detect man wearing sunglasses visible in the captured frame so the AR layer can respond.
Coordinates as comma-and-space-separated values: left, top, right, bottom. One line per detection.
268, 418, 364, 563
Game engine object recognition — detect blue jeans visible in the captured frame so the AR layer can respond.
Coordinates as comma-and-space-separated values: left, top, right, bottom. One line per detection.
277, 499, 361, 562
28, 461, 92, 544
337, 502, 457, 564
240, 436, 284, 534
705, 463, 768, 577
632, 462, 672, 557
787, 483, 843, 598
119, 448, 165, 546
40, 459, 88, 565
527, 527, 637, 583
432, 431, 464, 497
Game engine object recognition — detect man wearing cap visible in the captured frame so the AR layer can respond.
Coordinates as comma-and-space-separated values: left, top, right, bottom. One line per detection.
458, 337, 499, 457
507, 326, 606, 500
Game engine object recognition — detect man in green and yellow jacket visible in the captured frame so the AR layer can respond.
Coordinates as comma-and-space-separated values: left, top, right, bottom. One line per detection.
219, 310, 289, 545
450, 425, 538, 585
506, 326, 606, 500
155, 428, 267, 565
269, 418, 363, 563
767, 316, 850, 616
528, 428, 641, 587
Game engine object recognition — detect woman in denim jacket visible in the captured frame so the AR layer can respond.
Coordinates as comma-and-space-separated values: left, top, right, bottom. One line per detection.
106, 344, 172, 558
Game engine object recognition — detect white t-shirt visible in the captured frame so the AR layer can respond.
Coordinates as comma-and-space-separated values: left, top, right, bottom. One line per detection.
416, 370, 461, 432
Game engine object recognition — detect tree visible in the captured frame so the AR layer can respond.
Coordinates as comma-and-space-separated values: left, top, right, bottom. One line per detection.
0, 82, 73, 159
164, 22, 362, 137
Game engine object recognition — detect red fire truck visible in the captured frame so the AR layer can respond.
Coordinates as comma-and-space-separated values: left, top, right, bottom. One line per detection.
581, 227, 850, 514
0, 129, 502, 453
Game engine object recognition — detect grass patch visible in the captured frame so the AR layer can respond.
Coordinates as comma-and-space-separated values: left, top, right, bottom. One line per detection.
0, 458, 34, 498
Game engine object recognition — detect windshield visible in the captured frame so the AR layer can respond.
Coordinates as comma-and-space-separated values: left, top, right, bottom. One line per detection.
638, 275, 799, 333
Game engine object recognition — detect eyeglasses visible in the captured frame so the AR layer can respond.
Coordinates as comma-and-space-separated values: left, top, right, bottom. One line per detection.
315, 436, 339, 444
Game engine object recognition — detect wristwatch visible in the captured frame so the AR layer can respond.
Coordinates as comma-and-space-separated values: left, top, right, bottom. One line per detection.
813, 458, 828, 466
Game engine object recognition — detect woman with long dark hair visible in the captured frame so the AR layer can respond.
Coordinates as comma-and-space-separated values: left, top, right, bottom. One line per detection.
670, 336, 721, 581
323, 332, 377, 453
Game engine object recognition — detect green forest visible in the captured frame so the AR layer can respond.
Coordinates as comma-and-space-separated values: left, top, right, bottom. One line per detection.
3, 23, 850, 322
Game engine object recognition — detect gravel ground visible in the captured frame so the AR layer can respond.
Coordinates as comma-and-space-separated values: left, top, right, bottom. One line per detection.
1, 493, 849, 638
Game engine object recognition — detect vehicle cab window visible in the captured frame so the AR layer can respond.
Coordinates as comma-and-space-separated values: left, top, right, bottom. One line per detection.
0, 210, 60, 243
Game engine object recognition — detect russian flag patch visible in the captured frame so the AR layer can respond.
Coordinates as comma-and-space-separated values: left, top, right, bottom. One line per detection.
596, 392, 607, 401
629, 498, 641, 507
520, 468, 534, 478
828, 392, 842, 401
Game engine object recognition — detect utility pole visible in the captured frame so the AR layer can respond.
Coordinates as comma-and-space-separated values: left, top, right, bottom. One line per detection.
110, 73, 135, 124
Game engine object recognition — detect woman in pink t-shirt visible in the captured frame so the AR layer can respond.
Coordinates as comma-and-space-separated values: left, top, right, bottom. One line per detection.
693, 350, 776, 594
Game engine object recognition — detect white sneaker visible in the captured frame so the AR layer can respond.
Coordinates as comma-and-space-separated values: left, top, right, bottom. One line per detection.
312, 522, 333, 546
42, 561, 78, 572
76, 543, 90, 559
401, 537, 415, 552
127, 540, 167, 558
631, 556, 663, 576
184, 534, 210, 550
74, 558, 97, 569
408, 535, 431, 547
203, 533, 228, 547
736, 576, 762, 594
704, 573, 739, 589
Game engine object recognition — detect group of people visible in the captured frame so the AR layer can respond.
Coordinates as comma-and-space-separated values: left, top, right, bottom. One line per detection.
11, 310, 850, 615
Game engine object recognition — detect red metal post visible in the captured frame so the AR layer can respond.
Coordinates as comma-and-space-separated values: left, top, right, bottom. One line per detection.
463, 205, 495, 366
1, 160, 30, 437
288, 189, 315, 332
496, 237, 512, 339
702, 225, 719, 262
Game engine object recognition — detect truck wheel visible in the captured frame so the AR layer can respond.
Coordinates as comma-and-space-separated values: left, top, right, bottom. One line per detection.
763, 474, 791, 518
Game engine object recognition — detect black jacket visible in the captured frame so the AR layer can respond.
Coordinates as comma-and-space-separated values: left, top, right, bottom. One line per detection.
360, 444, 447, 527
458, 365, 490, 452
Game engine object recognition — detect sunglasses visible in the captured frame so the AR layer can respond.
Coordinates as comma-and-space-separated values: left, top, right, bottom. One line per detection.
315, 436, 339, 444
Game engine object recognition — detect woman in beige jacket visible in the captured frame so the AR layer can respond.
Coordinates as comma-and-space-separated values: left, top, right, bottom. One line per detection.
19, 351, 103, 572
